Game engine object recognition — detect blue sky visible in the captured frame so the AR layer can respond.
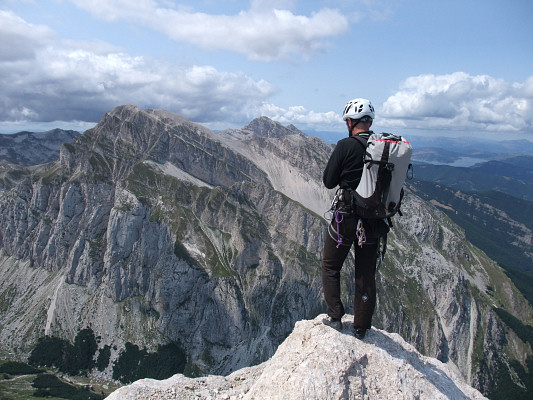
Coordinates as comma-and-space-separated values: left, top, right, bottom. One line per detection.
1, 0, 532, 141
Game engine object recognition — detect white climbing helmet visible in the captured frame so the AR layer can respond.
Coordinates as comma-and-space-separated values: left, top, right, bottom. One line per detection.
342, 98, 375, 121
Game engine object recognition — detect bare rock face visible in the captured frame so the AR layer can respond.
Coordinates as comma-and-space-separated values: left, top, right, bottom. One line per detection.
106, 314, 487, 400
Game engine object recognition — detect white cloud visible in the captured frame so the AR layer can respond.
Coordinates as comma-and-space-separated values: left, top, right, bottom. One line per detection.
2, 8, 531, 137
0, 11, 275, 125
259, 103, 339, 130
0, 10, 54, 61
381, 72, 533, 132
67, 0, 349, 61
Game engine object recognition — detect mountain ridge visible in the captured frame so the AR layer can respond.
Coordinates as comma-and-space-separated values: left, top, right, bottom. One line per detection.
0, 128, 79, 167
412, 163, 533, 201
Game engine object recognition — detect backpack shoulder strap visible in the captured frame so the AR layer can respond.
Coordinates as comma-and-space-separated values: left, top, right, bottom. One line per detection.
350, 134, 368, 149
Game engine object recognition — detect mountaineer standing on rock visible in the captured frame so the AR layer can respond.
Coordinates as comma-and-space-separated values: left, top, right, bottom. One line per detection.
321, 98, 390, 339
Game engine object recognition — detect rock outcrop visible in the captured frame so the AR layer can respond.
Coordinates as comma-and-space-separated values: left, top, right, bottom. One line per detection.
106, 314, 487, 400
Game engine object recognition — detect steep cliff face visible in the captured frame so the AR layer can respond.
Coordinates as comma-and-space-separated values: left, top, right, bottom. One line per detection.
0, 105, 531, 396
0, 105, 329, 375
378, 193, 523, 391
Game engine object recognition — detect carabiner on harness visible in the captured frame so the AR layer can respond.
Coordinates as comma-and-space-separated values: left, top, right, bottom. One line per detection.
356, 218, 366, 247
325, 189, 341, 218
377, 235, 387, 267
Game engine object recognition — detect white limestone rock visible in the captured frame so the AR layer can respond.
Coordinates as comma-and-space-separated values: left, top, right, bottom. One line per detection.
106, 314, 487, 400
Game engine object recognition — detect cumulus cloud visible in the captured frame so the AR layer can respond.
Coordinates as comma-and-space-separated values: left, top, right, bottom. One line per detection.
0, 10, 54, 61
381, 72, 533, 132
0, 11, 275, 125
67, 0, 348, 61
259, 103, 339, 130
2, 7, 531, 136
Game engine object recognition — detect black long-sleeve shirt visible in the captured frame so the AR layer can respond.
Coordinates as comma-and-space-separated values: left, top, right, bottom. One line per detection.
322, 131, 372, 190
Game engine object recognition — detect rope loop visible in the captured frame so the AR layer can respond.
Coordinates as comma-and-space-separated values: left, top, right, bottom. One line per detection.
335, 210, 344, 248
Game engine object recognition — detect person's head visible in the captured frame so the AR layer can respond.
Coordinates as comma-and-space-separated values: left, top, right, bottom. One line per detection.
342, 98, 374, 136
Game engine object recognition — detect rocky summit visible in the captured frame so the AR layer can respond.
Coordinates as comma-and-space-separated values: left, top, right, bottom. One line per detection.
106, 314, 487, 400
0, 105, 531, 398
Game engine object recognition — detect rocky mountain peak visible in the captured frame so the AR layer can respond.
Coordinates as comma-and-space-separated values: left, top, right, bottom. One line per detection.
220, 116, 300, 139
106, 314, 487, 400
59, 104, 229, 184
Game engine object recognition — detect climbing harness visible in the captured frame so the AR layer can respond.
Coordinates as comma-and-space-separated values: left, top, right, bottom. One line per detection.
326, 190, 388, 257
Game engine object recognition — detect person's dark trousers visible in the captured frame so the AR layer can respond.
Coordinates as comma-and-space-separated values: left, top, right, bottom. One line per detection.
321, 219, 378, 329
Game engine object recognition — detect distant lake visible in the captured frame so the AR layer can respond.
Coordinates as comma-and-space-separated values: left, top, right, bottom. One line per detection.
449, 157, 487, 167
420, 156, 487, 168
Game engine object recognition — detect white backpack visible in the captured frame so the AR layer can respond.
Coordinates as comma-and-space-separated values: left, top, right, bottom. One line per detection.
352, 132, 413, 220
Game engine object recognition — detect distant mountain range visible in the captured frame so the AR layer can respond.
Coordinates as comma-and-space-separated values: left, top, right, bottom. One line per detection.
408, 134, 533, 155
412, 159, 533, 201
0, 129, 79, 167
308, 128, 533, 156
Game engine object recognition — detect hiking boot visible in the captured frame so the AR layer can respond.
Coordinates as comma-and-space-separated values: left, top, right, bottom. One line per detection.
354, 327, 366, 340
322, 316, 342, 331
